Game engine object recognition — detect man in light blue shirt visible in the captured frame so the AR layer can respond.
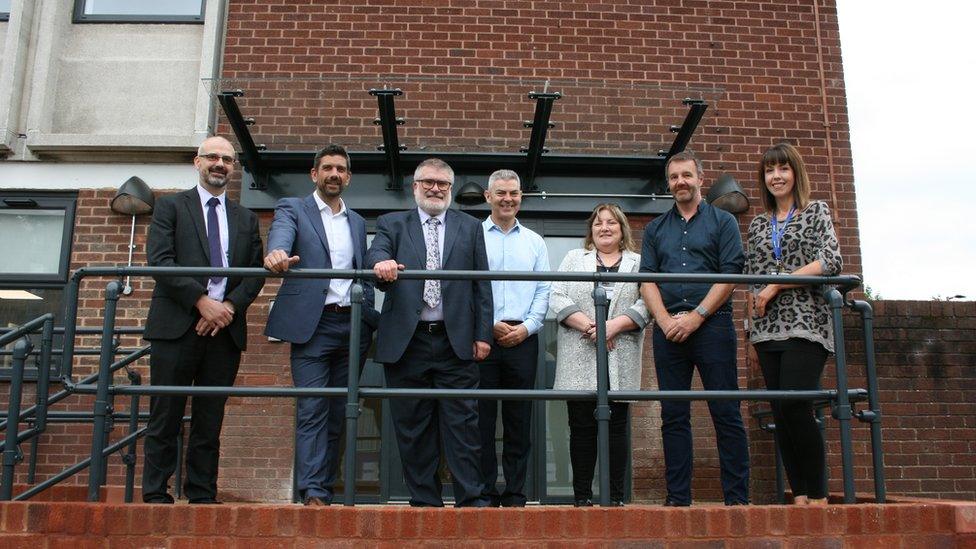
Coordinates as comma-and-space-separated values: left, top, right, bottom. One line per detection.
479, 169, 550, 506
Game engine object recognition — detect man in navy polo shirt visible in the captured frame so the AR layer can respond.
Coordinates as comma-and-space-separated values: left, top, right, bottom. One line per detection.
639, 149, 750, 507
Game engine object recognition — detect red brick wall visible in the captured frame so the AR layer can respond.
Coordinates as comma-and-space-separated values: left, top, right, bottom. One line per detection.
838, 301, 976, 501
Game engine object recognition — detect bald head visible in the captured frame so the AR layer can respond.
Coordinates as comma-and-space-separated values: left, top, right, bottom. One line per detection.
194, 136, 238, 194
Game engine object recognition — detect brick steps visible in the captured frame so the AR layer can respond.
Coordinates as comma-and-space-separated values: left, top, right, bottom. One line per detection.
2, 499, 975, 547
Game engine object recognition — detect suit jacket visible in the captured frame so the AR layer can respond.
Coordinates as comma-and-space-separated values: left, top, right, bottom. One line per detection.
143, 187, 265, 351
264, 195, 378, 344
549, 248, 650, 391
365, 208, 493, 364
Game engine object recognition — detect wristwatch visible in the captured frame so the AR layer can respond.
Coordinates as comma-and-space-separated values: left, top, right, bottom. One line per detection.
694, 304, 710, 318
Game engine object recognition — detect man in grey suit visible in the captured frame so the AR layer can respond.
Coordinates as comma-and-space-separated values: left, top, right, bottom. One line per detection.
142, 136, 265, 504
367, 158, 493, 507
264, 144, 378, 506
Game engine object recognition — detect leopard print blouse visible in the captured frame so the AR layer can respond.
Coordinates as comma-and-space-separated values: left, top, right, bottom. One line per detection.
745, 200, 842, 352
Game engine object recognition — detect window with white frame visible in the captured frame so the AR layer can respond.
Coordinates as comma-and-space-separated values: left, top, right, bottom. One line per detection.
73, 0, 205, 23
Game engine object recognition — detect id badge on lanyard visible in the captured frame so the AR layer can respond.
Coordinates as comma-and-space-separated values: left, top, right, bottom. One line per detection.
770, 206, 796, 275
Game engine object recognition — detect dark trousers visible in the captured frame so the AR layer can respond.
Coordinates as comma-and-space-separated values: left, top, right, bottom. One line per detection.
652, 312, 750, 505
290, 309, 372, 501
566, 400, 629, 502
477, 334, 538, 506
384, 328, 487, 507
142, 327, 240, 502
755, 338, 828, 500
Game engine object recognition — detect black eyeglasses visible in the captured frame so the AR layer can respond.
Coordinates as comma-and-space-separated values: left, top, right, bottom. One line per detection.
198, 153, 237, 165
416, 179, 453, 191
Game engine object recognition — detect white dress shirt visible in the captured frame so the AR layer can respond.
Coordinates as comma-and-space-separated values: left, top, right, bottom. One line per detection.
313, 193, 354, 306
197, 185, 229, 302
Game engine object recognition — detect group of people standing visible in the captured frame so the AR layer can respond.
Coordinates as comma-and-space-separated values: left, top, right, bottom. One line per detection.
139, 135, 841, 509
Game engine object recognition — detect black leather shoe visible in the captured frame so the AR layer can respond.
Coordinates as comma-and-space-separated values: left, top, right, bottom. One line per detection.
574, 498, 593, 507
143, 495, 174, 504
189, 497, 223, 504
609, 500, 625, 507
663, 499, 690, 507
725, 500, 749, 506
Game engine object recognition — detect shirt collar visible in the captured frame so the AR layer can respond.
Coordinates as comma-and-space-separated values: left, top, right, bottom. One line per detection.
483, 215, 521, 233
670, 199, 706, 219
418, 207, 446, 225
313, 192, 346, 217
196, 184, 225, 207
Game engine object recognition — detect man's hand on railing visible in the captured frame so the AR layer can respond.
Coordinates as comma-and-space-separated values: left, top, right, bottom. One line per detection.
195, 295, 233, 328
264, 249, 300, 273
373, 259, 405, 282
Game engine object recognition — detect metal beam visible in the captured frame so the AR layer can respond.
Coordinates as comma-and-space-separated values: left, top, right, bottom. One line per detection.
217, 90, 267, 189
369, 88, 405, 190
521, 91, 561, 191
666, 98, 708, 158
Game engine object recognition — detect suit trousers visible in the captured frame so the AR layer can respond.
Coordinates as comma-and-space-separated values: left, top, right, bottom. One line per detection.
142, 327, 240, 502
290, 309, 372, 501
477, 334, 538, 506
652, 312, 750, 505
384, 328, 488, 507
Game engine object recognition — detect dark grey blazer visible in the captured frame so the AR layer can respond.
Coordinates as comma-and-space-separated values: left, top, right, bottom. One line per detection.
365, 208, 493, 364
143, 188, 265, 351
263, 195, 378, 344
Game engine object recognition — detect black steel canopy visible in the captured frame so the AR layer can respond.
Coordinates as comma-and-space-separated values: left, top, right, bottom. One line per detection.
217, 85, 710, 217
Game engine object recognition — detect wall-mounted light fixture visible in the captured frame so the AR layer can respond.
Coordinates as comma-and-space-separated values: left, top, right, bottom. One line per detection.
706, 173, 750, 215
110, 176, 155, 295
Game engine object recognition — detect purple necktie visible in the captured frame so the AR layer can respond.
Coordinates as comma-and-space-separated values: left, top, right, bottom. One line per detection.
206, 197, 224, 286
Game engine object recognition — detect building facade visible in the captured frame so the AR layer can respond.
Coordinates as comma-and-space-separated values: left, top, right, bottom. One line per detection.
0, 0, 880, 504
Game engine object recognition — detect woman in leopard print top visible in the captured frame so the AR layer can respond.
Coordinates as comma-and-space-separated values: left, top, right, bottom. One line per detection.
745, 143, 842, 506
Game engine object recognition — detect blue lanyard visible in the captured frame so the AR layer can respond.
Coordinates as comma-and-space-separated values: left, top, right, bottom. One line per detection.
770, 206, 796, 262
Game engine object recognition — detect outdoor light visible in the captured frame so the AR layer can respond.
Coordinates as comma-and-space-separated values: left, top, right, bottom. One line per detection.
110, 176, 155, 295
706, 173, 750, 215
455, 181, 487, 206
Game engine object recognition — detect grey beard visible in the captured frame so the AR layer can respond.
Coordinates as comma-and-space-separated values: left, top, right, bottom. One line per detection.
205, 173, 228, 187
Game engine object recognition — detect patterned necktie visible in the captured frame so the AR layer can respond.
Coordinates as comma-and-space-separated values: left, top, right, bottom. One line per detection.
206, 197, 224, 286
423, 217, 441, 308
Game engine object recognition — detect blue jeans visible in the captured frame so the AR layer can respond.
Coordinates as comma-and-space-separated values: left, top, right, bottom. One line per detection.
652, 312, 750, 505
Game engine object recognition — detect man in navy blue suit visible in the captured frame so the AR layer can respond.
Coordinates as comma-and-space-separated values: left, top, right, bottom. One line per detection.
264, 144, 377, 506
367, 158, 493, 507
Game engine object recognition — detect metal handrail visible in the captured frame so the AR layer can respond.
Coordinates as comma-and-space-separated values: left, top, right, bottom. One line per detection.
11, 265, 878, 505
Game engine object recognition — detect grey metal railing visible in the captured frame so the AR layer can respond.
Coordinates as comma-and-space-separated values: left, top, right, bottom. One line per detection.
3, 265, 881, 506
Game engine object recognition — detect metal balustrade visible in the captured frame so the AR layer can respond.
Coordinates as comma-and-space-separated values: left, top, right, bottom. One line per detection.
0, 266, 884, 506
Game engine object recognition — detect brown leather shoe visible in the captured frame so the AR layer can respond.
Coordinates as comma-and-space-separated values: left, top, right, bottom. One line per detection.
303, 496, 331, 507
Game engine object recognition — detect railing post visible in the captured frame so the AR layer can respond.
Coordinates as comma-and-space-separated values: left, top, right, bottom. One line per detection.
825, 287, 856, 503
87, 281, 122, 501
123, 369, 142, 503
343, 282, 364, 506
61, 273, 82, 381
27, 317, 55, 485
592, 284, 611, 507
851, 300, 886, 503
1, 337, 32, 500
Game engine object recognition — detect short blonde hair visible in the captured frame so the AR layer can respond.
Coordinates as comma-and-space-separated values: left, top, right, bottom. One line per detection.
583, 203, 637, 252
